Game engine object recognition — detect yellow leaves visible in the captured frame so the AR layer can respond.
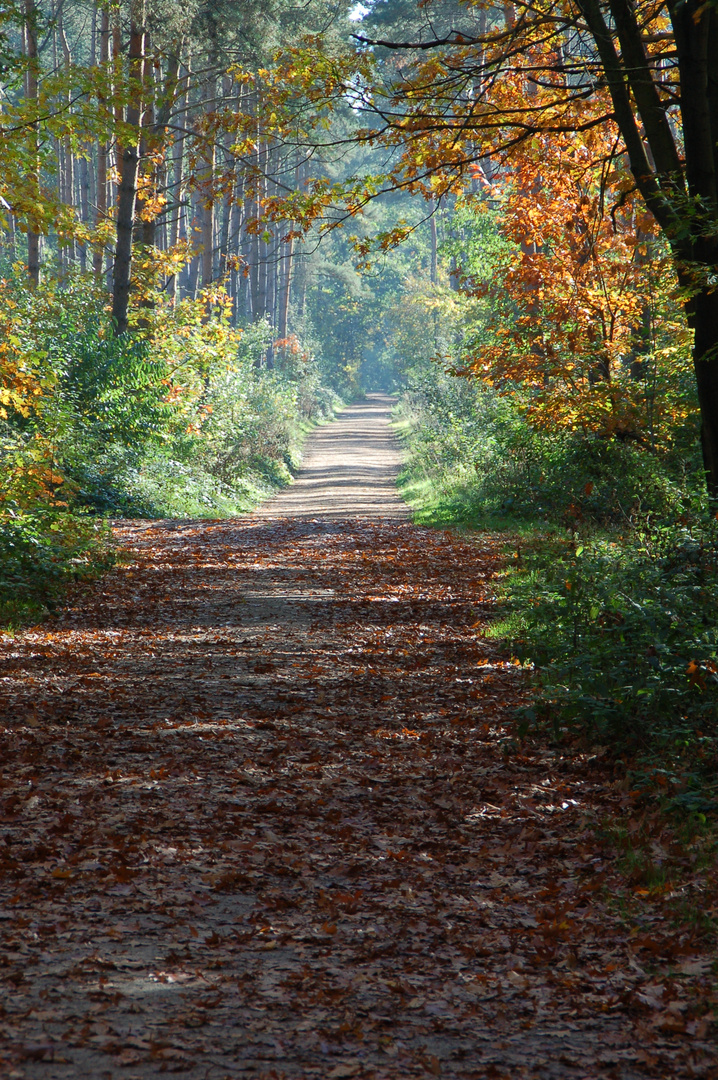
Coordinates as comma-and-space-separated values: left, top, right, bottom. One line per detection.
0, 295, 46, 422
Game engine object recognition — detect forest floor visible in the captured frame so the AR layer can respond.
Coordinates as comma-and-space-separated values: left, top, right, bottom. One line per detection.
0, 397, 715, 1079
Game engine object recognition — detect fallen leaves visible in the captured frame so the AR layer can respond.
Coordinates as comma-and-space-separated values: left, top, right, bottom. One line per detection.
0, 518, 715, 1078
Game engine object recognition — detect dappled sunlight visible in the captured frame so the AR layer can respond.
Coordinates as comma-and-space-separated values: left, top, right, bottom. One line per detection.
0, 509, 714, 1077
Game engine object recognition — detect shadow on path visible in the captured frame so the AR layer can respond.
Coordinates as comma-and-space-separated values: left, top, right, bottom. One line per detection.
259, 393, 409, 520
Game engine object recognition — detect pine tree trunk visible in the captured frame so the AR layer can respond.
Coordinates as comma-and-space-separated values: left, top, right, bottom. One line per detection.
112, 1, 145, 335
168, 59, 189, 302
229, 181, 243, 322
24, 0, 40, 288
93, 7, 110, 279
429, 208, 437, 285
137, 34, 156, 250
109, 13, 123, 272
277, 235, 293, 341
199, 75, 216, 289
78, 157, 89, 271
58, 13, 76, 272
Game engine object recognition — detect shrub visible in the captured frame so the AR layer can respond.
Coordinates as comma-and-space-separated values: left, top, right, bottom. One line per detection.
0, 506, 113, 627
398, 373, 718, 805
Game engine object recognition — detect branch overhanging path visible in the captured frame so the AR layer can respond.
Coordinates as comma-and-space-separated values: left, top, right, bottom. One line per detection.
0, 399, 715, 1079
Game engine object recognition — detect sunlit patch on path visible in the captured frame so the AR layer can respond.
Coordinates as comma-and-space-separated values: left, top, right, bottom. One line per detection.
259, 393, 409, 520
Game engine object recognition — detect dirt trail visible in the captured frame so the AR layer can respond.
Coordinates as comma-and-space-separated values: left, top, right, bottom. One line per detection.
261, 393, 409, 520
0, 405, 714, 1079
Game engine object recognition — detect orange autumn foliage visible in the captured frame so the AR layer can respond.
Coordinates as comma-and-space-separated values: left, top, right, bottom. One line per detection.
458, 130, 691, 444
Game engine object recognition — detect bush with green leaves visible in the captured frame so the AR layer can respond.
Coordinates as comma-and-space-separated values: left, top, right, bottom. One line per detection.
0, 506, 113, 627
38, 322, 179, 513
0, 272, 342, 625
499, 520, 718, 807
397, 371, 701, 528
0, 275, 341, 517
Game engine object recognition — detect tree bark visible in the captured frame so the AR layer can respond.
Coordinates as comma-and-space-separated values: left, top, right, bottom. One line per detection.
168, 58, 190, 302
429, 201, 437, 285
198, 74, 216, 289
93, 6, 110, 280
23, 0, 40, 288
136, 33, 156, 250
112, 1, 145, 335
58, 12, 76, 272
154, 50, 182, 256
277, 230, 293, 340
687, 285, 718, 497
78, 157, 89, 270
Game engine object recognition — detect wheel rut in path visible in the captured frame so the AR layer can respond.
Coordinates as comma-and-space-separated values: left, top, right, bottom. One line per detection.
0, 407, 714, 1079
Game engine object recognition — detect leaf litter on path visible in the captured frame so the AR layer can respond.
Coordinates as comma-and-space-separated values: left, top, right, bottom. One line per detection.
0, 517, 715, 1079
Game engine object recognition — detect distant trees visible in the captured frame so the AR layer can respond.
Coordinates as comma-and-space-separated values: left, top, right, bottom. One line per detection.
0, 0, 347, 352
349, 0, 718, 493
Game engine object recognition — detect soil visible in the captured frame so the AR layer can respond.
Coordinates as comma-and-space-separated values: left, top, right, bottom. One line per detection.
0, 398, 714, 1079
261, 394, 409, 520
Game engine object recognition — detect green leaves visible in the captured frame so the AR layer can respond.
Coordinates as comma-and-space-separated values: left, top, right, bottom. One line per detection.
504, 522, 718, 774
0, 507, 112, 627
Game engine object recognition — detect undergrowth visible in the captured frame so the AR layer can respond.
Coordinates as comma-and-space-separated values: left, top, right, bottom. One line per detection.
0, 273, 341, 627
501, 523, 718, 812
0, 507, 113, 629
396, 374, 718, 812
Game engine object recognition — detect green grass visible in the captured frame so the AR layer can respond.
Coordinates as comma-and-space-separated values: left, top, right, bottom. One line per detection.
395, 381, 718, 816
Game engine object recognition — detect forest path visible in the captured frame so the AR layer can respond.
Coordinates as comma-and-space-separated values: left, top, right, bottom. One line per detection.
0, 418, 714, 1079
260, 392, 409, 520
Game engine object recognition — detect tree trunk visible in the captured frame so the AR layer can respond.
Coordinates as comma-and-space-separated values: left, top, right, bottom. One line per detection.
156, 52, 181, 255
58, 12, 76, 272
429, 206, 437, 285
666, 3, 718, 496
109, 12, 124, 262
627, 227, 652, 382
24, 0, 40, 288
229, 178, 244, 323
78, 157, 89, 270
112, 1, 145, 335
277, 233, 293, 340
198, 74, 216, 289
136, 33, 156, 250
9, 214, 17, 262
93, 6, 110, 279
684, 280, 718, 500
168, 58, 189, 302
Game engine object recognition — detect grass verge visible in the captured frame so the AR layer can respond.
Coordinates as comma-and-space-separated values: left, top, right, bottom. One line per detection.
394, 388, 718, 818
